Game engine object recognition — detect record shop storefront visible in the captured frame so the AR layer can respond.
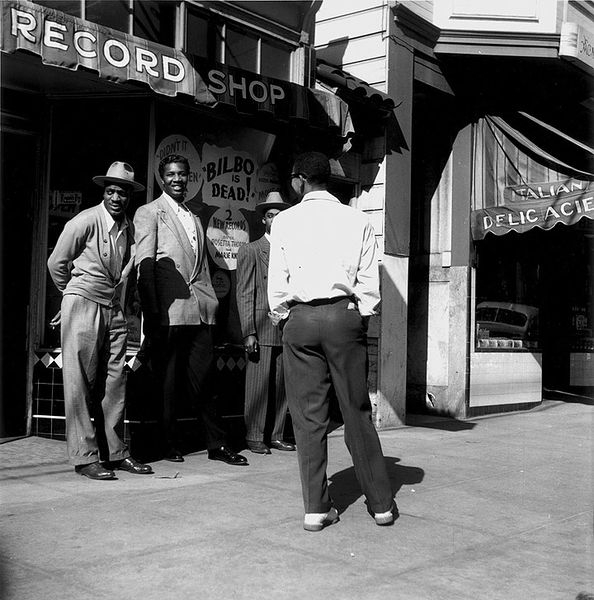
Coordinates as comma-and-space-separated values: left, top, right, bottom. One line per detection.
468, 116, 593, 411
1, 1, 353, 444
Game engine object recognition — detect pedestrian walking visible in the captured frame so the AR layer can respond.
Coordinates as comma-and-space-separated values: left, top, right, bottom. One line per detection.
268, 151, 396, 531
134, 154, 248, 466
47, 161, 153, 480
236, 191, 295, 455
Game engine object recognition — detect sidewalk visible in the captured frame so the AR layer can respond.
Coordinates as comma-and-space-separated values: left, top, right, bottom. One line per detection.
1, 400, 592, 600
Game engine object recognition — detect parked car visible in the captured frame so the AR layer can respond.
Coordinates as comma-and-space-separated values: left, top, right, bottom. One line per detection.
476, 301, 539, 341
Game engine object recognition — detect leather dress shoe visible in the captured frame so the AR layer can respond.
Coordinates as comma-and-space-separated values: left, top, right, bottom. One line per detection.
208, 446, 248, 466
75, 462, 116, 480
246, 440, 271, 454
113, 457, 153, 475
270, 439, 296, 451
163, 448, 184, 462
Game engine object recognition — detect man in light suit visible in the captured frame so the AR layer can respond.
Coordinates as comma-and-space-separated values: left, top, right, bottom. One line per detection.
134, 154, 247, 466
236, 192, 296, 455
47, 162, 153, 480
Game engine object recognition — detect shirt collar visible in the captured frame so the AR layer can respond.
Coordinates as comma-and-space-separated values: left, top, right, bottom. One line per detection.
100, 202, 128, 233
264, 232, 271, 242
164, 192, 189, 212
301, 190, 340, 204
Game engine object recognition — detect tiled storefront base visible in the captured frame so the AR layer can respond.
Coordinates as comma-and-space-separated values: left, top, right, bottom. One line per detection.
32, 346, 249, 456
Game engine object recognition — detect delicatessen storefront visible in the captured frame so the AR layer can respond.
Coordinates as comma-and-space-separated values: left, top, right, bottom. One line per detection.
468, 116, 593, 412
1, 0, 353, 444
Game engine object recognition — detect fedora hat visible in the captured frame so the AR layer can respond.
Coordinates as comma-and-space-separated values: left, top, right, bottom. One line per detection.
92, 161, 145, 192
255, 191, 292, 214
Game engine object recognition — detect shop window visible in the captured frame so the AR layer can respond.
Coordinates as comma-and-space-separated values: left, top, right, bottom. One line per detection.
224, 27, 258, 72
185, 7, 293, 82
261, 39, 291, 80
186, 10, 210, 58
474, 231, 542, 351
34, 1, 82, 17
86, 0, 130, 34
133, 0, 175, 46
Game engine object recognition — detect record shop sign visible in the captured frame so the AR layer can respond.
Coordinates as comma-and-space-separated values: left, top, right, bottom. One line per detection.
471, 179, 594, 240
1, 1, 295, 113
0, 0, 214, 103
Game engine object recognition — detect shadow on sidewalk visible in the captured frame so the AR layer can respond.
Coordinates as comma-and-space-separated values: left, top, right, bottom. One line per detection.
406, 413, 477, 431
328, 456, 424, 514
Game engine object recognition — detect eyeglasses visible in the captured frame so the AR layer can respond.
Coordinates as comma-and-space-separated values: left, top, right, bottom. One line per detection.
290, 172, 303, 180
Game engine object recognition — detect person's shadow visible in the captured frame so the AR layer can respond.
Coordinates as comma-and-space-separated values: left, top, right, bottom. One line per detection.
328, 456, 424, 516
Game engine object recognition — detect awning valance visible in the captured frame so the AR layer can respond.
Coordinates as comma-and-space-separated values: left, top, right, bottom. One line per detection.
1, 0, 353, 137
471, 115, 594, 240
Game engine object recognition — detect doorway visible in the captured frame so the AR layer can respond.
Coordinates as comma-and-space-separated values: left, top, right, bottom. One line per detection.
1, 130, 37, 437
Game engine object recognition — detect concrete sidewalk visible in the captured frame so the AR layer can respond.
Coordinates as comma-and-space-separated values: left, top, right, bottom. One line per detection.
1, 400, 592, 600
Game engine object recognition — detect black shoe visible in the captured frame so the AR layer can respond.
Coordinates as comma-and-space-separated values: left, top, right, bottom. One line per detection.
112, 457, 153, 475
163, 448, 184, 462
270, 439, 296, 451
208, 446, 248, 466
246, 440, 271, 454
75, 462, 116, 480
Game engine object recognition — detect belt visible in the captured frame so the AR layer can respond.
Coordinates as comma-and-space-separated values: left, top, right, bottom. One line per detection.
292, 295, 352, 307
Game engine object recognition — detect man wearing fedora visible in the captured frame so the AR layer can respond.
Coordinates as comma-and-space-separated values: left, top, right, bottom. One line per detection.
134, 153, 248, 466
47, 161, 153, 480
236, 191, 296, 454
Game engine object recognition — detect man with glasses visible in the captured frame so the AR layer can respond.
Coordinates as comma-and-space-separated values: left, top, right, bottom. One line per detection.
268, 152, 396, 531
47, 161, 153, 480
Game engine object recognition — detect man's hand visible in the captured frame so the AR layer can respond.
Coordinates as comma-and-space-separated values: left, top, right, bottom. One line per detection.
49, 310, 61, 329
243, 335, 259, 355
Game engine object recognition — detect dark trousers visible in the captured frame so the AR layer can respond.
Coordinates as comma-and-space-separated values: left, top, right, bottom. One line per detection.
244, 345, 287, 442
282, 298, 393, 513
151, 324, 226, 451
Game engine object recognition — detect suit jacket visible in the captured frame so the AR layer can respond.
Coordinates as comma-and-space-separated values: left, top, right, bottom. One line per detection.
236, 235, 281, 346
133, 194, 218, 327
47, 203, 134, 308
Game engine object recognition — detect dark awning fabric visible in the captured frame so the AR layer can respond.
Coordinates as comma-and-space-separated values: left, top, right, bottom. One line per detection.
471, 114, 594, 240
316, 60, 395, 111
1, 0, 354, 138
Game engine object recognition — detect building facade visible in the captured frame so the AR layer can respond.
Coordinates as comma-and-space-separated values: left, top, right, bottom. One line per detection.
315, 0, 593, 422
0, 0, 357, 442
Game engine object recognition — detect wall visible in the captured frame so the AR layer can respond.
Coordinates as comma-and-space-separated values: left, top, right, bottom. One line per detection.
316, 1, 410, 427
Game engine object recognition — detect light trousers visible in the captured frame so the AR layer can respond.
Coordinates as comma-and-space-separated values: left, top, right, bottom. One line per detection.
61, 294, 129, 466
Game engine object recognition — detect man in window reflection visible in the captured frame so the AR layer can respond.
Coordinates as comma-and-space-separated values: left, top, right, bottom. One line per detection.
134, 154, 248, 467
267, 152, 396, 531
236, 191, 295, 455
47, 162, 153, 480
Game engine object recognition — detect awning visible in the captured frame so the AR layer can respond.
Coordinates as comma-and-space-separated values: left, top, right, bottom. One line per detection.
316, 60, 395, 111
471, 115, 594, 240
1, 0, 353, 137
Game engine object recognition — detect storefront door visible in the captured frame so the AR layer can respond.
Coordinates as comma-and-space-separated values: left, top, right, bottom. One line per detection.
1, 130, 36, 437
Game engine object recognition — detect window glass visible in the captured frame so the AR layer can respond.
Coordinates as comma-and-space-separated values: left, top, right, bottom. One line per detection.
186, 10, 209, 57
225, 27, 258, 72
34, 1, 82, 17
86, 0, 130, 33
134, 0, 175, 46
261, 39, 291, 81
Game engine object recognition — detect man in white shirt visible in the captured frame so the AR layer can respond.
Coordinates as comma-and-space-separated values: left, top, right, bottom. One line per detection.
134, 154, 248, 467
47, 162, 153, 479
268, 151, 395, 531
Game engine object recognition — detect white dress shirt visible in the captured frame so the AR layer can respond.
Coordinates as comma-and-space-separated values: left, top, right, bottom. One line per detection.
165, 193, 198, 254
101, 203, 128, 281
267, 190, 380, 318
